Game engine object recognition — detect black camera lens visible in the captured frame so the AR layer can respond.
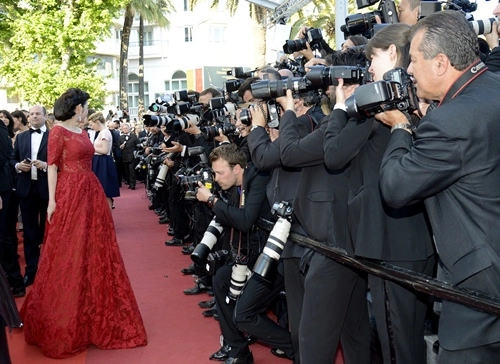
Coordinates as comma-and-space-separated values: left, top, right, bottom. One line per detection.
283, 38, 308, 54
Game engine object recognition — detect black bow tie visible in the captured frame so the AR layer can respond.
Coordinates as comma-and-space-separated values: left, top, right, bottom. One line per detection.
30, 128, 41, 134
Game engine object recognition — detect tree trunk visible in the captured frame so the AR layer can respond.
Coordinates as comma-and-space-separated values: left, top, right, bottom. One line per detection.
251, 5, 267, 68
138, 15, 145, 122
60, 0, 75, 72
119, 4, 134, 111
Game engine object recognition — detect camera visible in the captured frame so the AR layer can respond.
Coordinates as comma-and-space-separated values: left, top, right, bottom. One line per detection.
206, 249, 230, 275
345, 68, 419, 119
227, 67, 259, 79
341, 0, 399, 38
177, 166, 214, 200
191, 218, 224, 265
239, 101, 280, 128
252, 201, 294, 281
274, 59, 306, 77
143, 114, 172, 128
306, 65, 369, 87
283, 28, 324, 54
250, 65, 367, 100
226, 261, 251, 304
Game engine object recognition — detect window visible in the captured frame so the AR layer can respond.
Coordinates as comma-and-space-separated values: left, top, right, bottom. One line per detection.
127, 74, 149, 107
144, 29, 153, 46
184, 0, 189, 11
165, 71, 187, 91
209, 25, 226, 43
184, 27, 193, 42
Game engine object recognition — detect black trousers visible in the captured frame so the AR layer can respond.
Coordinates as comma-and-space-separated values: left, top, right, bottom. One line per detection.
18, 182, 48, 277
369, 256, 435, 364
283, 251, 371, 364
234, 271, 294, 359
168, 182, 189, 239
213, 264, 250, 358
122, 160, 137, 187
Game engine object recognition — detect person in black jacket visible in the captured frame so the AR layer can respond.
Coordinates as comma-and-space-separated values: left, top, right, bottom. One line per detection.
119, 123, 139, 189
377, 12, 500, 363
196, 143, 270, 364
278, 79, 371, 364
324, 26, 435, 364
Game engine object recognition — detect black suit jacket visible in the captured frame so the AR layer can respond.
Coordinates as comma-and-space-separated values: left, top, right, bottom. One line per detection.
379, 69, 500, 350
11, 129, 49, 199
279, 110, 350, 251
324, 110, 434, 261
0, 123, 12, 193
119, 133, 139, 163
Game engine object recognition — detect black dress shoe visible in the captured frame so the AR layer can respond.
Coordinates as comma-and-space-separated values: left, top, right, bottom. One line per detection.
271, 348, 294, 360
183, 281, 211, 295
165, 237, 185, 246
202, 306, 217, 317
224, 351, 254, 364
182, 244, 194, 255
12, 286, 26, 298
130, 186, 135, 190
154, 208, 165, 216
209, 345, 231, 361
181, 263, 196, 275
167, 227, 175, 236
23, 274, 35, 287
158, 215, 170, 224
199, 297, 216, 308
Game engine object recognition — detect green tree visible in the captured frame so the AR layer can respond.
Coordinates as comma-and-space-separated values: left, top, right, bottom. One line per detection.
0, 0, 126, 109
118, 0, 172, 117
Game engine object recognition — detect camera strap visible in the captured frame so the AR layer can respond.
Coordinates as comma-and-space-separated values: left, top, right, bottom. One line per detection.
438, 60, 487, 107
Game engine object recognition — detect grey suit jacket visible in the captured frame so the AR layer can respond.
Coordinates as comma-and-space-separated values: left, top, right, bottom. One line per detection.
379, 70, 500, 350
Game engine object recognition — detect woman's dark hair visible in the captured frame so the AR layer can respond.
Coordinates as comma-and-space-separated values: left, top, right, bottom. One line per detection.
365, 23, 412, 69
0, 110, 14, 138
11, 110, 28, 126
53, 88, 90, 121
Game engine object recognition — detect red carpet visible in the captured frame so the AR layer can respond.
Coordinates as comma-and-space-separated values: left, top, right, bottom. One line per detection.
6, 184, 297, 363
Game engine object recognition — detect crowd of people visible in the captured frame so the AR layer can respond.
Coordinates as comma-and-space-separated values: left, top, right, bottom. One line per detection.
1, 3, 500, 364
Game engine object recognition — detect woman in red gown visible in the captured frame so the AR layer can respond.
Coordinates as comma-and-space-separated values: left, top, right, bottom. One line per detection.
20, 88, 147, 358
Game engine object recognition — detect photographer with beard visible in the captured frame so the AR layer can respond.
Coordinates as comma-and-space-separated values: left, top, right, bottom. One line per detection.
196, 143, 270, 364
323, 26, 436, 364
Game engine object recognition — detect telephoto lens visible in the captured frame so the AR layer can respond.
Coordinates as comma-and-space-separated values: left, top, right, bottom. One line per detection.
153, 164, 169, 190
191, 218, 224, 265
225, 263, 251, 304
253, 201, 293, 281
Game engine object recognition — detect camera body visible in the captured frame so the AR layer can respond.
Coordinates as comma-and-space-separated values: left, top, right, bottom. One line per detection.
341, 0, 399, 39
283, 28, 324, 54
345, 68, 419, 119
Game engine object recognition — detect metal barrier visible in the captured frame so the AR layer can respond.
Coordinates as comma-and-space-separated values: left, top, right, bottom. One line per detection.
257, 218, 500, 317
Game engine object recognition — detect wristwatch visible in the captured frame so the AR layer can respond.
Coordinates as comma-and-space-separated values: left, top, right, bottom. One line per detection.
206, 194, 217, 208
390, 123, 414, 135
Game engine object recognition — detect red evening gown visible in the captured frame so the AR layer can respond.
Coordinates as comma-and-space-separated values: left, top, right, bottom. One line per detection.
20, 126, 147, 358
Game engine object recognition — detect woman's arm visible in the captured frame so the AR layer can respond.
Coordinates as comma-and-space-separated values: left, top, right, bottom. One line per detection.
47, 164, 58, 223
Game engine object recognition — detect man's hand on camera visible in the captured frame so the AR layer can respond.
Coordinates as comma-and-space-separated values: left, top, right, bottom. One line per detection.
375, 109, 409, 128
214, 129, 230, 143
196, 182, 211, 202
304, 57, 327, 72
250, 104, 267, 128
164, 141, 183, 153
184, 121, 201, 135
284, 89, 296, 112
163, 158, 174, 167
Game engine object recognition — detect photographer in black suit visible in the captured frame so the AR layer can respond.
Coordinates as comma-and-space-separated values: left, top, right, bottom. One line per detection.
196, 143, 270, 364
278, 54, 372, 362
377, 11, 500, 363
